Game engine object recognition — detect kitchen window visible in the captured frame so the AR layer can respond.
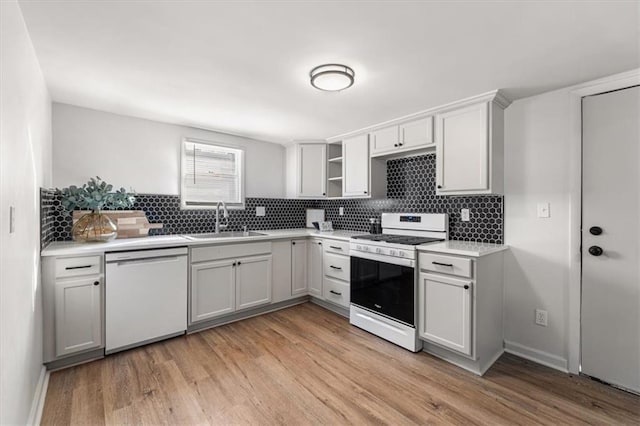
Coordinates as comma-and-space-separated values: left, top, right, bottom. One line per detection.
180, 138, 245, 209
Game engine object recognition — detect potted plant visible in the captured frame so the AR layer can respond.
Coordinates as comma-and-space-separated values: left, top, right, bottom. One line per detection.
56, 177, 136, 242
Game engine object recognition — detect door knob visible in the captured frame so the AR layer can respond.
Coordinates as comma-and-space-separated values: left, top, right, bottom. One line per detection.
589, 226, 603, 235
588, 246, 603, 256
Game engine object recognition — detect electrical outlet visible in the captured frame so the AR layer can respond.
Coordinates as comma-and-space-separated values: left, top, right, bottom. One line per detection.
535, 309, 548, 327
339, 207, 344, 216
461, 208, 470, 222
537, 202, 550, 218
255, 206, 266, 217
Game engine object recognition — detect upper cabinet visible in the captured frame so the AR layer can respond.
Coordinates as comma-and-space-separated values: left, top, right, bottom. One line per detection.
435, 95, 506, 196
370, 116, 434, 158
342, 134, 386, 198
286, 143, 326, 198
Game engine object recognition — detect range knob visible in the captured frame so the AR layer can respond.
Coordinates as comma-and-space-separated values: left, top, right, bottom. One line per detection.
376, 248, 382, 254
398, 251, 406, 257
363, 246, 370, 252
356, 245, 362, 251
390, 249, 397, 256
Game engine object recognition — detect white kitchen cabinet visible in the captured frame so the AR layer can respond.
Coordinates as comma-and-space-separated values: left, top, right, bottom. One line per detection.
417, 248, 505, 375
191, 259, 236, 322
370, 117, 434, 157
343, 134, 386, 198
321, 241, 351, 309
307, 238, 323, 298
418, 273, 472, 356
400, 116, 433, 149
271, 239, 293, 303
370, 126, 399, 156
435, 99, 505, 195
236, 254, 272, 310
291, 239, 308, 295
54, 276, 102, 357
287, 143, 327, 198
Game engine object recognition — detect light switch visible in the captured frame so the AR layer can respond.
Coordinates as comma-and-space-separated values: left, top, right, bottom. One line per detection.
537, 202, 550, 218
339, 207, 344, 216
461, 208, 470, 222
256, 206, 266, 217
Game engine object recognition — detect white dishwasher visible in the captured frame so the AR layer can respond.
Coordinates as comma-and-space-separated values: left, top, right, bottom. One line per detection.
105, 247, 188, 353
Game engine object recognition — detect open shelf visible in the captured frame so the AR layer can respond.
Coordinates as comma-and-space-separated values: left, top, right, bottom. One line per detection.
328, 176, 343, 181
328, 156, 343, 163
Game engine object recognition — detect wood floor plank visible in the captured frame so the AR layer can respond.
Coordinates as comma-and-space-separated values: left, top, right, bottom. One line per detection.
41, 303, 640, 425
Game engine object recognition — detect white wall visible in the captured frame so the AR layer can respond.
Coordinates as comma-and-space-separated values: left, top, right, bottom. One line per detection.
52, 103, 286, 197
503, 88, 574, 370
0, 1, 52, 424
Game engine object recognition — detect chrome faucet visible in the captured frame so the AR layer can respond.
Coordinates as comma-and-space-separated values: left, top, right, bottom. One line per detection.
214, 201, 229, 234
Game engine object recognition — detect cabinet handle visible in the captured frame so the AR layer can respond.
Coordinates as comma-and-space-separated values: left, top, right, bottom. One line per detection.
330, 290, 342, 296
232, 262, 236, 266
65, 265, 92, 270
329, 265, 342, 270
292, 242, 296, 245
398, 142, 403, 146
437, 185, 442, 189
432, 261, 453, 267
364, 191, 368, 194
318, 242, 322, 245
322, 193, 326, 196
464, 285, 470, 290
394, 144, 398, 147
329, 245, 342, 250
93, 281, 100, 286
237, 261, 242, 265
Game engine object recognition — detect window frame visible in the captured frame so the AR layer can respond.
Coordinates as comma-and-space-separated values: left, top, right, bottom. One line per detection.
180, 137, 246, 210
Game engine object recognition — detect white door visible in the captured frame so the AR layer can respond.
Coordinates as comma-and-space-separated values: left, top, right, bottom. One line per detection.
400, 117, 434, 149
581, 86, 639, 393
298, 144, 326, 197
190, 259, 235, 323
236, 255, 272, 310
54, 277, 102, 357
435, 102, 489, 193
343, 134, 370, 197
291, 239, 308, 295
307, 239, 323, 298
370, 125, 399, 155
419, 273, 472, 356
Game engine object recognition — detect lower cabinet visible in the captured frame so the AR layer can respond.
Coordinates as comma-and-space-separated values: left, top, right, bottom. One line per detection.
291, 239, 308, 296
418, 272, 472, 356
271, 240, 293, 303
54, 276, 103, 357
321, 240, 351, 308
190, 243, 273, 324
307, 238, 324, 298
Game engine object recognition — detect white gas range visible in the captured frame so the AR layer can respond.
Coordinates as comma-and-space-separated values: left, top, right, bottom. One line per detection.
349, 213, 448, 352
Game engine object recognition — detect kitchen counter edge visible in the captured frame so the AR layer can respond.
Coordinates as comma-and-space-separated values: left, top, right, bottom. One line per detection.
417, 241, 508, 257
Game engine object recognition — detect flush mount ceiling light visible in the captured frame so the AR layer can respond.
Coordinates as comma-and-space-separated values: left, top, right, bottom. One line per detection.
309, 64, 355, 91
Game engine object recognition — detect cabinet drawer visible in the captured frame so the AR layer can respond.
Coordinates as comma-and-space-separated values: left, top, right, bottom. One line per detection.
419, 252, 472, 278
56, 256, 102, 278
323, 277, 350, 308
191, 242, 271, 263
323, 252, 350, 281
323, 240, 349, 255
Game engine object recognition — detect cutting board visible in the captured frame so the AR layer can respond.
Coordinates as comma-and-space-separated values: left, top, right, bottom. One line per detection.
306, 209, 325, 228
72, 210, 163, 239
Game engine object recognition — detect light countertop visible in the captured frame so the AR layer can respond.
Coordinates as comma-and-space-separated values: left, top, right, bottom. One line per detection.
41, 229, 363, 257
417, 240, 508, 257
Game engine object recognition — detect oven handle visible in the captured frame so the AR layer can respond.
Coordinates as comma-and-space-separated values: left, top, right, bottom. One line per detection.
349, 250, 415, 268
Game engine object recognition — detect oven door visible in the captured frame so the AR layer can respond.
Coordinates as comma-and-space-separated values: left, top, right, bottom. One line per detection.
350, 252, 416, 327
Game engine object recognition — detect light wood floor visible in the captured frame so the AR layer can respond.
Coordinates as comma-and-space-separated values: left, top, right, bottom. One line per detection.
41, 303, 639, 425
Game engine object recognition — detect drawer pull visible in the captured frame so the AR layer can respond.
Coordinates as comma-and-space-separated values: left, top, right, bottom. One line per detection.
432, 261, 453, 267
65, 265, 93, 270
93, 281, 100, 286
329, 265, 342, 270
464, 285, 470, 290
329, 246, 342, 250
330, 290, 342, 296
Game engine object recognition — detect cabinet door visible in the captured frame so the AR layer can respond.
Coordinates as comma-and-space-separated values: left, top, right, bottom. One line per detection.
401, 117, 433, 149
307, 239, 324, 298
435, 102, 489, 194
54, 276, 102, 357
342, 134, 370, 197
370, 125, 399, 155
191, 259, 235, 323
418, 272, 472, 356
271, 240, 293, 303
298, 144, 327, 197
236, 255, 273, 310
291, 240, 308, 295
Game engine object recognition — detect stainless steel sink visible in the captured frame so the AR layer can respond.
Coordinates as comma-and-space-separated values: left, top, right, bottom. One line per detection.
183, 231, 266, 240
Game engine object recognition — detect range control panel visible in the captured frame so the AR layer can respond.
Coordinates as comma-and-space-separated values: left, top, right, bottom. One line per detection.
349, 243, 415, 260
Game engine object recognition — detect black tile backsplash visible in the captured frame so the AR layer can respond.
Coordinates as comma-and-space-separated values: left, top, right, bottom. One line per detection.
41, 154, 503, 245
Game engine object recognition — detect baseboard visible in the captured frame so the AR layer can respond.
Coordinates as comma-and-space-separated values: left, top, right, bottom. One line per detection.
309, 297, 349, 318
27, 366, 49, 425
504, 340, 568, 373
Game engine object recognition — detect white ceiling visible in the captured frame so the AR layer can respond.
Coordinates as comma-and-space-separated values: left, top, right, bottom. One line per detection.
18, 0, 640, 145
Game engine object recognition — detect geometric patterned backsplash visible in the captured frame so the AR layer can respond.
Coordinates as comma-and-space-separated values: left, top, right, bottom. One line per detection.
41, 153, 503, 246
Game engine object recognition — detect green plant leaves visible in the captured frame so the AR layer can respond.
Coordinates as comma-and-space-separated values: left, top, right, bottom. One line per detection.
55, 176, 136, 212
